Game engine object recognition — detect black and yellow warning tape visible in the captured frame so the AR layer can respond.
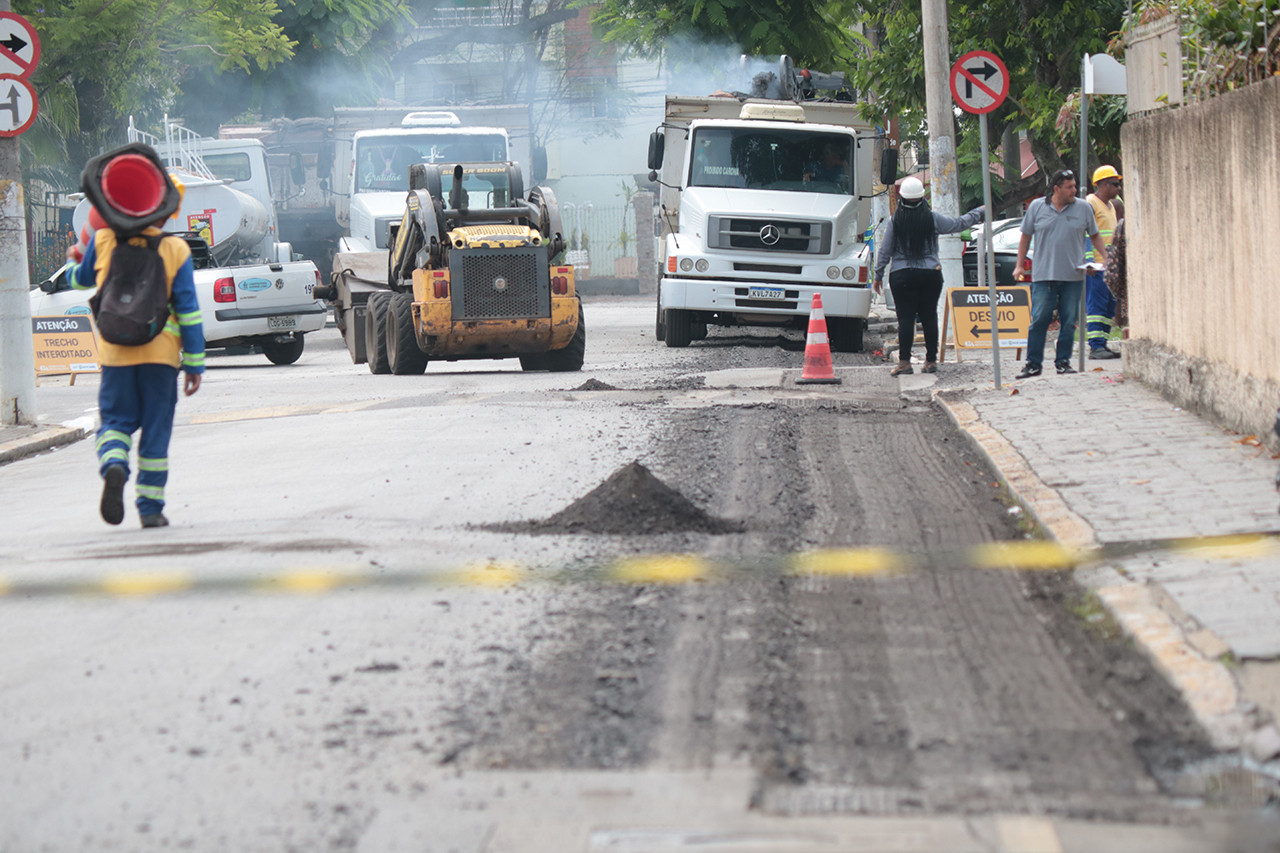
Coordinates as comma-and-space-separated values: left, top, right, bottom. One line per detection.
1, 531, 1276, 600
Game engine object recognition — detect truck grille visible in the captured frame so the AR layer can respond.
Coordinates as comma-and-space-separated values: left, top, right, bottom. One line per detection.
452, 247, 549, 320
708, 216, 832, 255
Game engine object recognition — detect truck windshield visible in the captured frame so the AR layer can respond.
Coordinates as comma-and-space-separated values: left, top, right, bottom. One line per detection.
356, 132, 507, 193
689, 127, 854, 195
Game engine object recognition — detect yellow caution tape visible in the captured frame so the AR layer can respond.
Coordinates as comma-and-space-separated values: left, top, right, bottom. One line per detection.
254, 570, 368, 594
99, 571, 193, 597
611, 554, 711, 584
968, 541, 1079, 571
452, 561, 525, 588
0, 530, 1276, 600
788, 548, 906, 577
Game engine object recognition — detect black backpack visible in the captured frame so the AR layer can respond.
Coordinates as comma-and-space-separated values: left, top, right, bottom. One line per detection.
89, 234, 172, 346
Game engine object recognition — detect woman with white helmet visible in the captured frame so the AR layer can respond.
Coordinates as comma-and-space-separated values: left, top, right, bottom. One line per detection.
873, 175, 984, 376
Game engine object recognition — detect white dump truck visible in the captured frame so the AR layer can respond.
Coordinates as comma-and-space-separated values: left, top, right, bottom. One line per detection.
648, 59, 893, 351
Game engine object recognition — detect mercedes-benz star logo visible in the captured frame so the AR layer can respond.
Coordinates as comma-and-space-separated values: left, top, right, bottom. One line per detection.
759, 224, 781, 245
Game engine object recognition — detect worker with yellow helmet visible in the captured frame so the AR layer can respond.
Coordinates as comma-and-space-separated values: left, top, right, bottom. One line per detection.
1085, 165, 1123, 359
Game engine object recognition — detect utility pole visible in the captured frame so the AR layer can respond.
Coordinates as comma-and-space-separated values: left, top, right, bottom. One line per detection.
921, 0, 961, 327
0, 0, 37, 426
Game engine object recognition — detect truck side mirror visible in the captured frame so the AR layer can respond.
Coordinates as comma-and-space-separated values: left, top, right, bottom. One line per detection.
879, 148, 899, 186
289, 152, 306, 187
647, 132, 664, 171
316, 144, 333, 181
531, 145, 548, 185
41, 264, 71, 293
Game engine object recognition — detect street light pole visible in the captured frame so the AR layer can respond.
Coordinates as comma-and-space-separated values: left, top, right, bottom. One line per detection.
921, 0, 962, 331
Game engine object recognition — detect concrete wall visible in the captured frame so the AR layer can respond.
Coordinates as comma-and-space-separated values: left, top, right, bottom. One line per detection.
1122, 75, 1280, 444
1125, 16, 1182, 113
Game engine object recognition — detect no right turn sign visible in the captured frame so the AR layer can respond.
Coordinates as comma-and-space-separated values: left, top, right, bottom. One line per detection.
950, 50, 1009, 114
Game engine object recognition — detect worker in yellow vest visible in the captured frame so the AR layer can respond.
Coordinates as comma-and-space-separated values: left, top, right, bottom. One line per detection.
1085, 166, 1123, 359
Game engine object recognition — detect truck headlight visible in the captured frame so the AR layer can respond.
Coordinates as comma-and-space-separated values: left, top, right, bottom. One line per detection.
695, 259, 709, 272
680, 258, 694, 272
826, 266, 840, 280
842, 267, 856, 280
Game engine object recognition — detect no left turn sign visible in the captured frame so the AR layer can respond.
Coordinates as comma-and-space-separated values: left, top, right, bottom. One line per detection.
0, 12, 40, 79
0, 74, 38, 137
950, 50, 1009, 114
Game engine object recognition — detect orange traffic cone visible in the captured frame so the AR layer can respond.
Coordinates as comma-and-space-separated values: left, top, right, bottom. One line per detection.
796, 293, 842, 385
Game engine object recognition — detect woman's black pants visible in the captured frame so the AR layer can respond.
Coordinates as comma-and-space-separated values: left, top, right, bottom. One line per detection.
888, 268, 944, 362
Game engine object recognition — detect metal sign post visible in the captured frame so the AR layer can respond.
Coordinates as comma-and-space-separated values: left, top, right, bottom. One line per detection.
951, 49, 1009, 388
0, 3, 38, 425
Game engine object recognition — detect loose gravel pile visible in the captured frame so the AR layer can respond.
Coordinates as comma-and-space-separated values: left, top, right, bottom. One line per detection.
512, 461, 743, 535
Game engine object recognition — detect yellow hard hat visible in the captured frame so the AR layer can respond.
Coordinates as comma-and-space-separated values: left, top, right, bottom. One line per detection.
1092, 165, 1121, 184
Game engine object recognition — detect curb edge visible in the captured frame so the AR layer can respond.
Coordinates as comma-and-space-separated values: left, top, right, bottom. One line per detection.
0, 426, 88, 467
934, 390, 1251, 752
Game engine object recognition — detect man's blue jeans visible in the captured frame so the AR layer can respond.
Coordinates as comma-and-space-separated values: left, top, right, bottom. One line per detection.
1026, 279, 1084, 367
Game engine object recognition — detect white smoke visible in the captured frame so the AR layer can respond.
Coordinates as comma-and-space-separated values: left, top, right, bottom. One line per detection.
660, 37, 792, 99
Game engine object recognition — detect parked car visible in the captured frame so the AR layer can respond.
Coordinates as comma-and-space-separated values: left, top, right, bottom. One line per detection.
29, 234, 326, 365
961, 218, 1028, 287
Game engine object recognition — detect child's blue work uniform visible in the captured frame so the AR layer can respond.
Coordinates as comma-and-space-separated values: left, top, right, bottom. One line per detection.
73, 228, 205, 517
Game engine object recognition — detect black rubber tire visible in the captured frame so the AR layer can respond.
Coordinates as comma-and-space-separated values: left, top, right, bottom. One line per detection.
519, 353, 548, 371
664, 308, 692, 348
543, 301, 586, 372
828, 316, 866, 353
387, 292, 428, 375
691, 321, 708, 341
262, 334, 305, 365
365, 291, 392, 375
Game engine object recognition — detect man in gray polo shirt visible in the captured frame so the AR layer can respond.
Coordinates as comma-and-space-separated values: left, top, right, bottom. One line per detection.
1014, 169, 1109, 378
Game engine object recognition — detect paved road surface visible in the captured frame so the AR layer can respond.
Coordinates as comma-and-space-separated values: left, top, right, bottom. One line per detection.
0, 297, 1270, 851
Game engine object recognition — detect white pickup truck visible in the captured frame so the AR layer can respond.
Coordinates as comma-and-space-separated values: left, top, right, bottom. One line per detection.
31, 120, 327, 365
31, 250, 324, 365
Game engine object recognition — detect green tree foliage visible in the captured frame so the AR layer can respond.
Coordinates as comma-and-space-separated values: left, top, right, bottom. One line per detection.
592, 0, 1129, 205
851, 0, 1127, 206
19, 0, 296, 182
592, 0, 868, 70
178, 0, 414, 132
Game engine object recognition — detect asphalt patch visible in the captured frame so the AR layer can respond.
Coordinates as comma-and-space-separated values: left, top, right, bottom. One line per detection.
496, 461, 744, 536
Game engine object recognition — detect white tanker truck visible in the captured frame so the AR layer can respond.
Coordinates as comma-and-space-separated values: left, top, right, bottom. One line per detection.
34, 120, 328, 365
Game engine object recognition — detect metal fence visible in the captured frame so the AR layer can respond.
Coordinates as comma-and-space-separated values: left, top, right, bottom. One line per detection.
28, 191, 75, 285
558, 202, 637, 278
1154, 1, 1280, 104
417, 5, 515, 29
